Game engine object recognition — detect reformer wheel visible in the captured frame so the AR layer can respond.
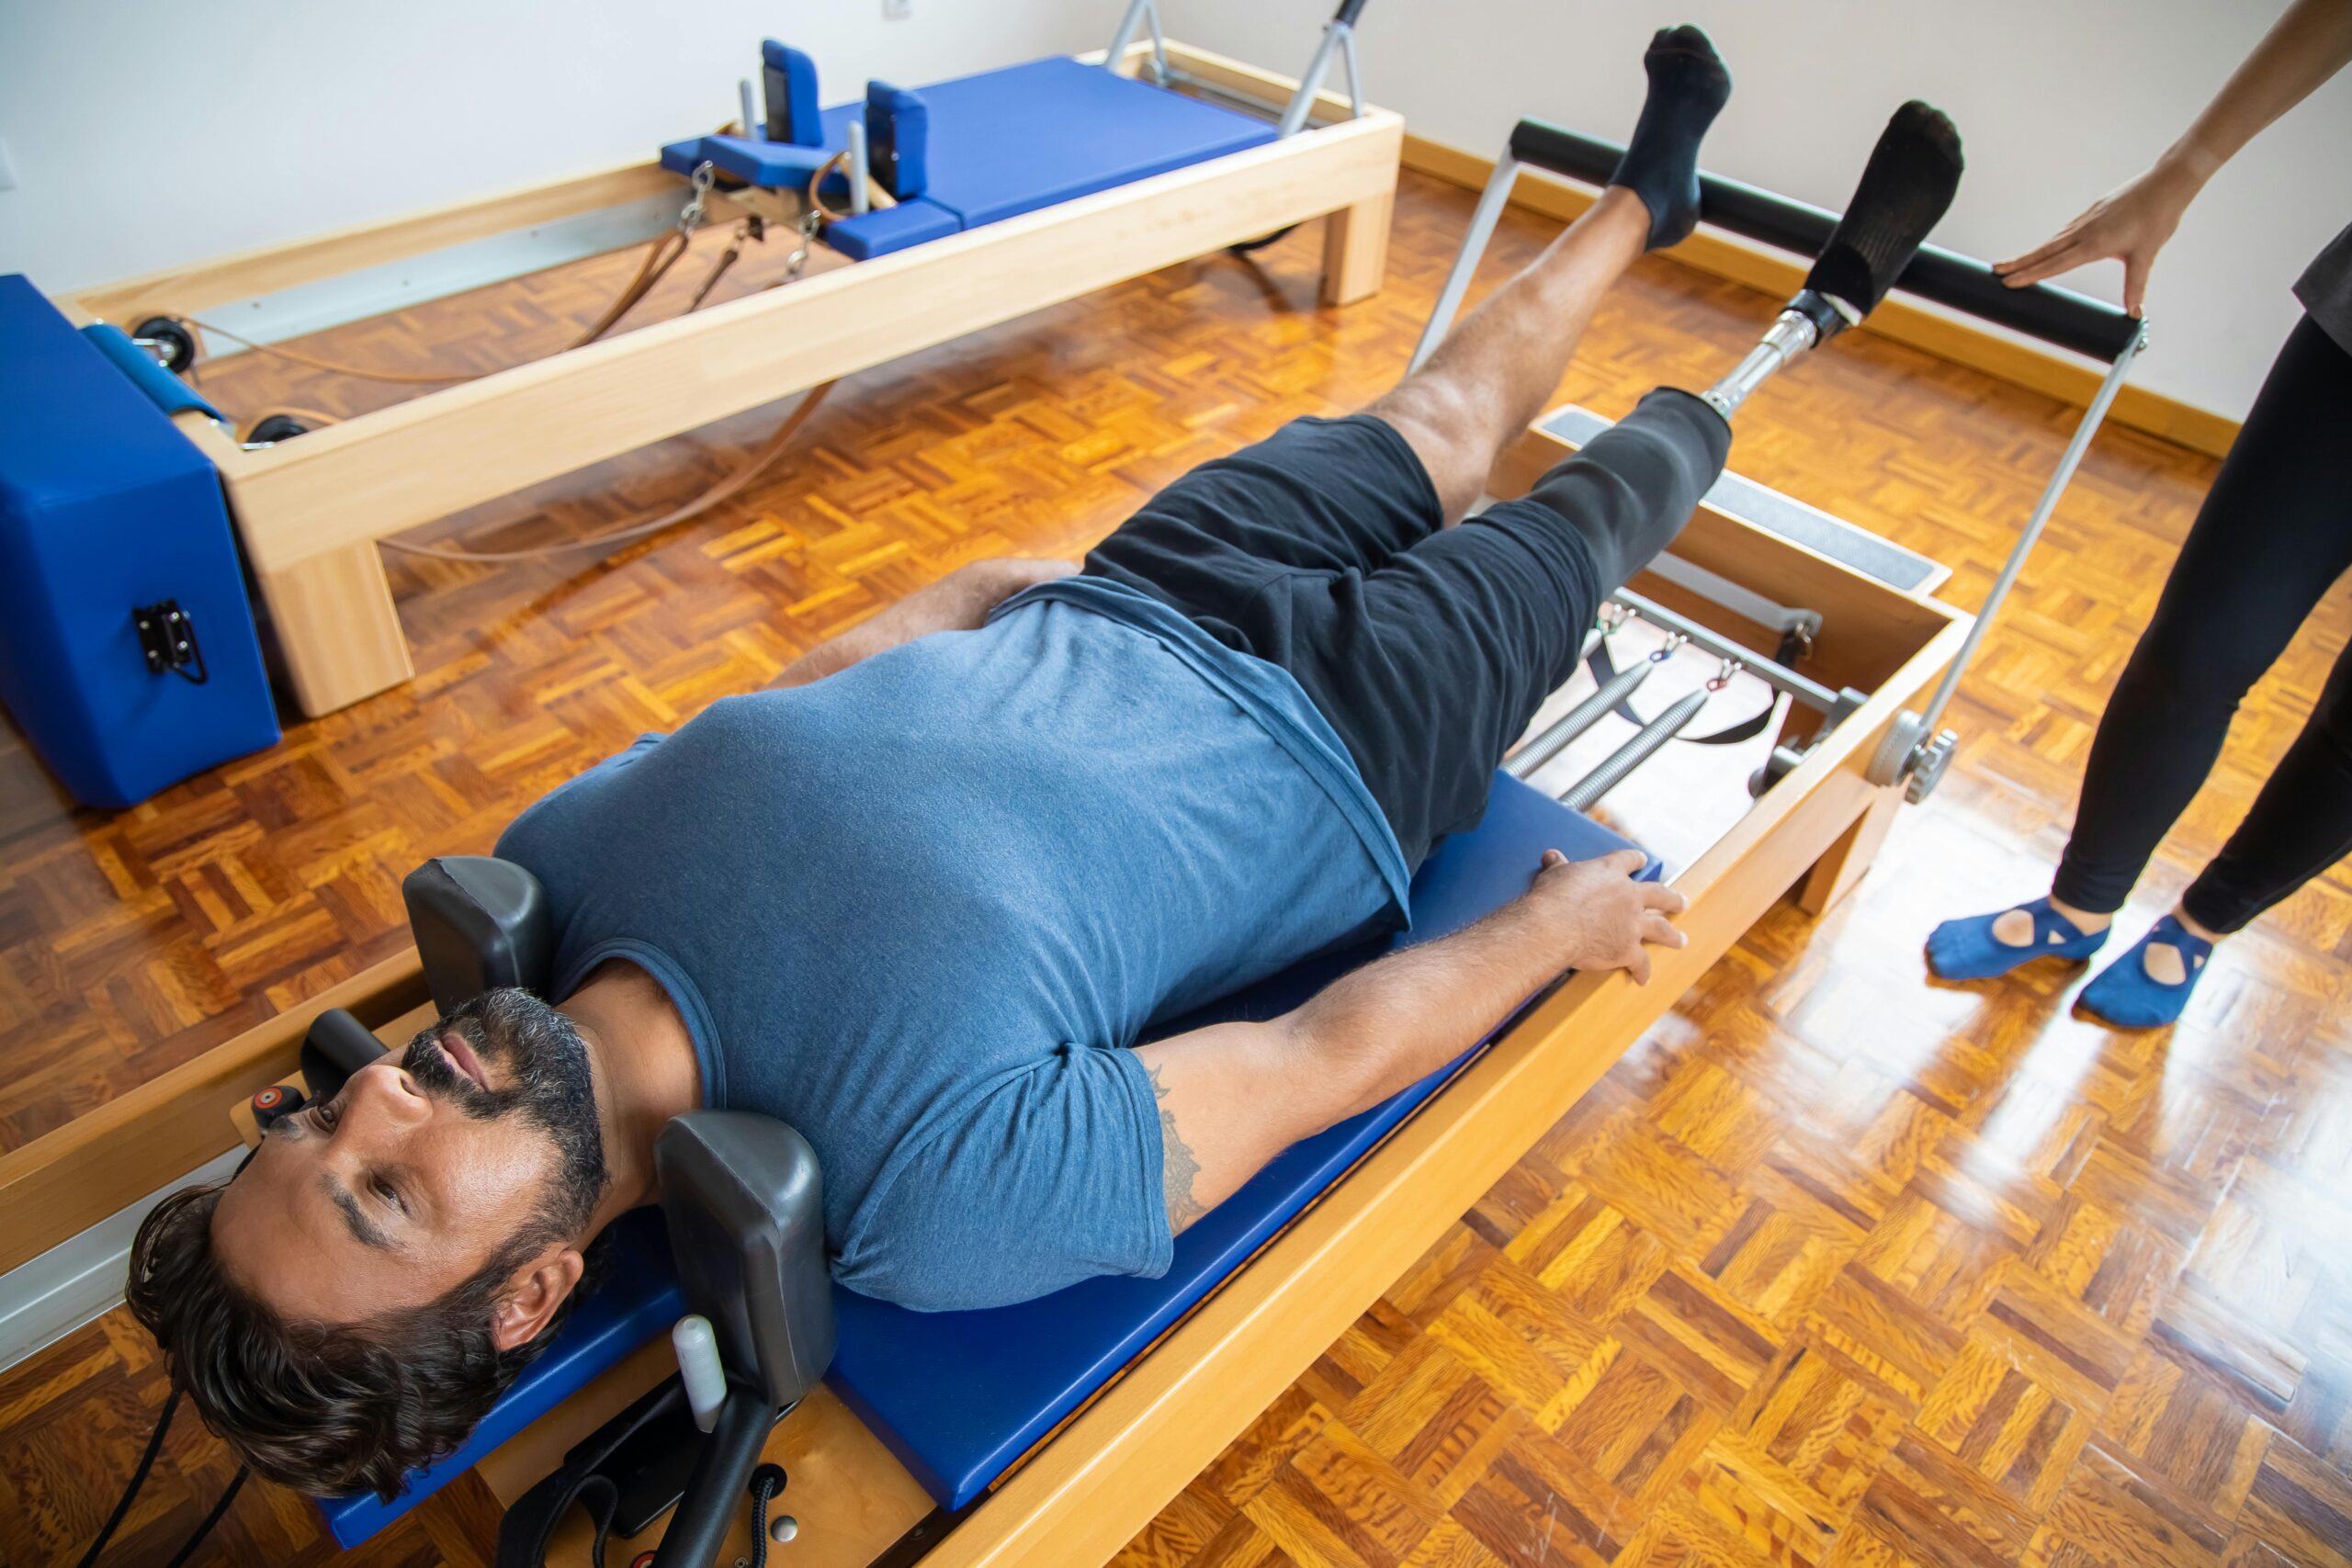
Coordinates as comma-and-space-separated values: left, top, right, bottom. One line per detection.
134, 316, 198, 376
247, 413, 311, 445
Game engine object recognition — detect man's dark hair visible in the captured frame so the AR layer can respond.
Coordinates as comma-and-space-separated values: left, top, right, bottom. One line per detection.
124, 1181, 595, 1500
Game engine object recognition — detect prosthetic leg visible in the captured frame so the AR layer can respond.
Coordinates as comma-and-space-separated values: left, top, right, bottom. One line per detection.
1702, 100, 1964, 421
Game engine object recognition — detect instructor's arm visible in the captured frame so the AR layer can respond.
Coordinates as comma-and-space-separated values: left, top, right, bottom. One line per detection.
767, 558, 1080, 689
1136, 849, 1686, 1233
1994, 0, 2352, 315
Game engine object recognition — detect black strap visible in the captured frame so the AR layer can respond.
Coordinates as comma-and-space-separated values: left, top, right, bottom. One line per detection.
1586, 626, 1804, 747
496, 1377, 688, 1568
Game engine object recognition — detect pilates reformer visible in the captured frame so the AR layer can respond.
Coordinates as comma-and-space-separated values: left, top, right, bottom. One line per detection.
19, 117, 2147, 1568
0, 9, 1402, 816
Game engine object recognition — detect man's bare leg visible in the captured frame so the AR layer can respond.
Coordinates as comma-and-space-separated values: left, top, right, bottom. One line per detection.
1370, 192, 1654, 518
1370, 26, 1732, 519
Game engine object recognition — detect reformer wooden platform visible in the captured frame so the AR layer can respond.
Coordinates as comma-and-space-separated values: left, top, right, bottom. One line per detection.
53, 42, 1401, 719
146, 417, 1968, 1568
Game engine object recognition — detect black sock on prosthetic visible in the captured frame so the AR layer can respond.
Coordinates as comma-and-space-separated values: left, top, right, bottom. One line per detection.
1803, 100, 1964, 328
1608, 25, 1732, 251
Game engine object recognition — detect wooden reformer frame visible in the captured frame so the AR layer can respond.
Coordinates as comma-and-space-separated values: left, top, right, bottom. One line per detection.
0, 425, 1971, 1562
19, 62, 2184, 1568
54, 42, 1402, 719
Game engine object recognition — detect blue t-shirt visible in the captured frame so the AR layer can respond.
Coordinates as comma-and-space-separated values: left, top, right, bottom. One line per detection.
496, 579, 1409, 1311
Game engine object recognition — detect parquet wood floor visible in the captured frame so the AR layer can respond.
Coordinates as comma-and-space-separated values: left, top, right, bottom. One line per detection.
4, 169, 2347, 1567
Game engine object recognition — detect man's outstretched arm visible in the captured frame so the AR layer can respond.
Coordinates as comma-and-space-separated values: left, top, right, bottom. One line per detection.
767, 558, 1079, 689
1135, 850, 1687, 1232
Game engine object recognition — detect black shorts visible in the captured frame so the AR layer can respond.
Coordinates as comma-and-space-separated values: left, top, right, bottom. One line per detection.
1084, 393, 1730, 872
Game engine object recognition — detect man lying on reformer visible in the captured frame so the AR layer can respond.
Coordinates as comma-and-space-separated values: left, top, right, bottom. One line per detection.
129, 28, 1963, 1502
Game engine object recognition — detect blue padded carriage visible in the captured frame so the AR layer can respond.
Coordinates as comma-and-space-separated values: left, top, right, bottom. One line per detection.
662, 55, 1278, 260
322, 775, 1652, 1545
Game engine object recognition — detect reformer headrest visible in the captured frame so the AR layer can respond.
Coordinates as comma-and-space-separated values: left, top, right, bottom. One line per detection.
400, 856, 555, 1014
657, 1113, 835, 1411
760, 39, 821, 147
865, 80, 929, 199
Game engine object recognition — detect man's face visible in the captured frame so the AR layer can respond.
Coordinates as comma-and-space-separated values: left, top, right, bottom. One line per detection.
211, 990, 609, 1328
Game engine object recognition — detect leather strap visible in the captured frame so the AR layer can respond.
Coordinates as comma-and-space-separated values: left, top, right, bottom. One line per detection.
1586, 626, 1806, 747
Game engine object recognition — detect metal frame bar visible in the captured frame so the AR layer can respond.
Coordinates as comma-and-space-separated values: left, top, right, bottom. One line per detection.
1644, 553, 1820, 644
1612, 589, 1838, 713
847, 118, 873, 216
1409, 152, 1516, 371
1276, 18, 1363, 137
1913, 326, 2147, 736
1105, 0, 1170, 83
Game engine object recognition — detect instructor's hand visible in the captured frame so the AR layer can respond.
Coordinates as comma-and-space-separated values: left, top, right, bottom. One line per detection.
1529, 847, 1688, 985
1992, 158, 2203, 319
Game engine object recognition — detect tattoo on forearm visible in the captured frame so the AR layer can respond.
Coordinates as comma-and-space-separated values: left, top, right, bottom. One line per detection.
1149, 1065, 1206, 1232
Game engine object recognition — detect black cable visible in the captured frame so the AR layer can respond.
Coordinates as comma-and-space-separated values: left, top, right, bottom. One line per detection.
160, 1467, 246, 1568
1227, 223, 1298, 254
76, 1388, 180, 1568
747, 1463, 787, 1568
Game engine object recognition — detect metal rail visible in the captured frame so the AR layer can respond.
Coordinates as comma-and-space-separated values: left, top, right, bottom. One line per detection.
1612, 590, 1838, 713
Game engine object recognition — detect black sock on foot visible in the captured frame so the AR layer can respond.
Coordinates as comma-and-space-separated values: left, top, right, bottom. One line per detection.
1804, 100, 1964, 321
1610, 26, 1732, 251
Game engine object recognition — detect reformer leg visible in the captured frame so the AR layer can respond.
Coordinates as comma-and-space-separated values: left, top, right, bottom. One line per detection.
1321, 186, 1394, 308
1800, 787, 1902, 916
254, 544, 416, 716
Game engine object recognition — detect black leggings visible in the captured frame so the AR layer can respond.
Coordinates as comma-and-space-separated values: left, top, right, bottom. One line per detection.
2052, 315, 2352, 933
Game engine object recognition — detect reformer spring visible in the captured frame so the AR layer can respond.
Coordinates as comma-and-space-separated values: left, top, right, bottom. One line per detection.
1556, 688, 1710, 811
1505, 639, 1676, 780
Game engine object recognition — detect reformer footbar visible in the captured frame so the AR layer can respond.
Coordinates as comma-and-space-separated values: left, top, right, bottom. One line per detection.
1423, 114, 2145, 810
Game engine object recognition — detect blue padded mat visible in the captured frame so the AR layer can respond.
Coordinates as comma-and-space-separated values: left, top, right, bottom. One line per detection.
323, 773, 1645, 1542
818, 57, 1274, 230
662, 56, 1275, 256
830, 775, 1645, 1506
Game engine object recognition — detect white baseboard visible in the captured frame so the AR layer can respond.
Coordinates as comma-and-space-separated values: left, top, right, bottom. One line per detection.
0, 1146, 244, 1372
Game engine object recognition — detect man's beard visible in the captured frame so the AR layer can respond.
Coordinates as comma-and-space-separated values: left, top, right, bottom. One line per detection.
401, 987, 609, 1238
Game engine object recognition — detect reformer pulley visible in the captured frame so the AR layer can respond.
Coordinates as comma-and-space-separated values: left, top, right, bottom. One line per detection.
132, 316, 198, 376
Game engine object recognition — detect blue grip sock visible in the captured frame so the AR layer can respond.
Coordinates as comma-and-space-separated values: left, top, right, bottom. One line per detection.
2076, 915, 2213, 1029
1925, 896, 2106, 981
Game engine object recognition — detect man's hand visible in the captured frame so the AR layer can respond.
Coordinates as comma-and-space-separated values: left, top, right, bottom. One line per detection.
1525, 847, 1688, 985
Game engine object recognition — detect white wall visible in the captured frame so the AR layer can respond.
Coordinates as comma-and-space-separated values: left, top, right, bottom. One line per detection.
0, 0, 1102, 296
1176, 0, 2351, 421
5, 2, 2343, 419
